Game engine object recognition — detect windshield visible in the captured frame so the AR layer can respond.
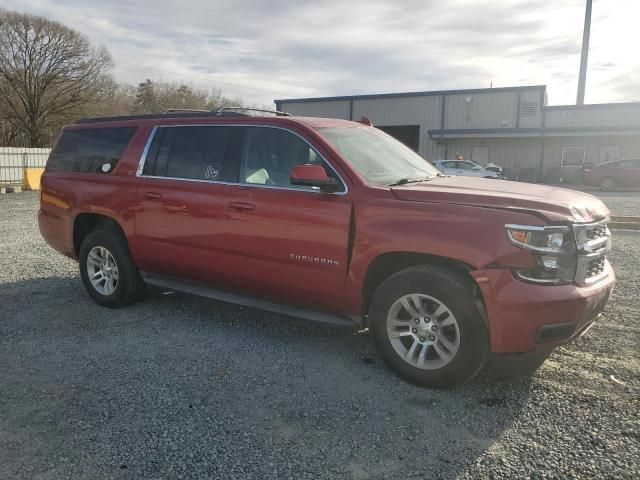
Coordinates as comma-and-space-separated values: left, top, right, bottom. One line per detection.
318, 127, 441, 186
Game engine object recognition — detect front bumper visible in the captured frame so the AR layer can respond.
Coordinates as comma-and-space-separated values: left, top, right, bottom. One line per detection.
472, 261, 615, 353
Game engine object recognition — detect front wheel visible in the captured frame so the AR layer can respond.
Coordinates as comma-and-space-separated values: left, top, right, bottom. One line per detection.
369, 265, 489, 388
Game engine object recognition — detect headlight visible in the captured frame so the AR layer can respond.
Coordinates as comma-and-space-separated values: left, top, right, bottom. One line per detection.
505, 224, 577, 284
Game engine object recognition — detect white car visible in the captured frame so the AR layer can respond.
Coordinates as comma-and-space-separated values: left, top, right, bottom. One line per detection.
434, 160, 502, 179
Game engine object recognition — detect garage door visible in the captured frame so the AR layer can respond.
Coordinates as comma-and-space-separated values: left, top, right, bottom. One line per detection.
378, 125, 420, 152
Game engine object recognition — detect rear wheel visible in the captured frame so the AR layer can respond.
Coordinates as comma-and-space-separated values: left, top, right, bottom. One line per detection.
79, 229, 144, 308
369, 265, 489, 388
600, 177, 616, 191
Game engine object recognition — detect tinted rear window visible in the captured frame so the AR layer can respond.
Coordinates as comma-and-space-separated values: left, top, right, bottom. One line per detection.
48, 127, 137, 173
142, 126, 238, 182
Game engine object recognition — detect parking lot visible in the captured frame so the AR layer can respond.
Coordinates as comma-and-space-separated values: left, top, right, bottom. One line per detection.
557, 186, 640, 217
1, 191, 638, 479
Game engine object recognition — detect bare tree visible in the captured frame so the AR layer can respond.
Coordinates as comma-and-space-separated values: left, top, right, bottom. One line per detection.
133, 79, 245, 114
0, 9, 112, 146
206, 87, 245, 111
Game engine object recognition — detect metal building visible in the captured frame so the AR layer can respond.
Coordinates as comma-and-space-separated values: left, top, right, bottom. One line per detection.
275, 85, 640, 182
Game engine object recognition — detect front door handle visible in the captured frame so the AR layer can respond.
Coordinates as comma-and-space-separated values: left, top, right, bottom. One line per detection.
143, 191, 162, 200
227, 201, 255, 211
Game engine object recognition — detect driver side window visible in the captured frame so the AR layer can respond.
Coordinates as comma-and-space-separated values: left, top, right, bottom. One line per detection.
240, 127, 341, 190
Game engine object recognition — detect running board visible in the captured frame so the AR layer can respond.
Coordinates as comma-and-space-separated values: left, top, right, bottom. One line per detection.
141, 272, 356, 328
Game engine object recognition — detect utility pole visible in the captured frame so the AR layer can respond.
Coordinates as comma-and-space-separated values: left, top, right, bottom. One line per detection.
576, 0, 593, 105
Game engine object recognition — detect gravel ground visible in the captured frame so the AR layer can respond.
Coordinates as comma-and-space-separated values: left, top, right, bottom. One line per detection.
588, 191, 639, 217
1, 192, 638, 480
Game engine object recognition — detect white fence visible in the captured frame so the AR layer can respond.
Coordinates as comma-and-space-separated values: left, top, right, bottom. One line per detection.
0, 147, 51, 185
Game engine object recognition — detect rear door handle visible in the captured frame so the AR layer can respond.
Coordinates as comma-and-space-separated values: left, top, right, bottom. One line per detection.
227, 201, 255, 211
143, 191, 162, 200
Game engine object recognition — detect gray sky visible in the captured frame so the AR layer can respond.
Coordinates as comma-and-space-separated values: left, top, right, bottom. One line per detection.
8, 0, 640, 106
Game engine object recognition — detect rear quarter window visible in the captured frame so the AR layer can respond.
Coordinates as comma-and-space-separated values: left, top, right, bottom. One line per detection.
48, 127, 137, 173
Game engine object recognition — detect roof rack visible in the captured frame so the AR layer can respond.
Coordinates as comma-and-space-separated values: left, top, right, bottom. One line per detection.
217, 107, 292, 117
75, 106, 293, 124
76, 110, 249, 124
161, 108, 211, 114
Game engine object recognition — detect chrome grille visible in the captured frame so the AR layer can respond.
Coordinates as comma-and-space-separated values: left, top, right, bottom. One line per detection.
585, 256, 605, 278
587, 225, 608, 241
573, 219, 611, 286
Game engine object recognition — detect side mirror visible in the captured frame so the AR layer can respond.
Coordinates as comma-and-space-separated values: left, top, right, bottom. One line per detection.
290, 164, 339, 191
473, 166, 482, 170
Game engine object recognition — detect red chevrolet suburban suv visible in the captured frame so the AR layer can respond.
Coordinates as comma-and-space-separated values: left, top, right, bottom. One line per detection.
38, 109, 615, 387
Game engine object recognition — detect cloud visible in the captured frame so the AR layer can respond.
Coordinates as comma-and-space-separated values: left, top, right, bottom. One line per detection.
5, 0, 640, 106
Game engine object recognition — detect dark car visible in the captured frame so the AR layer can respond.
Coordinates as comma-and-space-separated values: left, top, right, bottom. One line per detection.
583, 158, 640, 191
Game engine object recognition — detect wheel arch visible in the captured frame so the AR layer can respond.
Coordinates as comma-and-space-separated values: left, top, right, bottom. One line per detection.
73, 213, 126, 256
361, 252, 488, 326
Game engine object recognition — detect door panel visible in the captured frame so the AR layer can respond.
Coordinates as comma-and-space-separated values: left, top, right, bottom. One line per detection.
222, 125, 352, 312
455, 161, 480, 177
132, 124, 243, 282
134, 178, 243, 283
132, 123, 353, 313
221, 185, 352, 313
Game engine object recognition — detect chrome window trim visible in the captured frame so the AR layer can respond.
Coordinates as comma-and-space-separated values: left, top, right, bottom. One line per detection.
135, 124, 349, 196
136, 125, 158, 176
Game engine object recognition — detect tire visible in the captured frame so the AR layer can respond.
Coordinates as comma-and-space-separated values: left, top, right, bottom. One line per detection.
599, 177, 616, 192
369, 265, 489, 388
79, 228, 144, 308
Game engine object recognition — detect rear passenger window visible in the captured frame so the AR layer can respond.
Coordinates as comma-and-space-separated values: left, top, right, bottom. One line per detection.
143, 126, 236, 182
48, 127, 136, 173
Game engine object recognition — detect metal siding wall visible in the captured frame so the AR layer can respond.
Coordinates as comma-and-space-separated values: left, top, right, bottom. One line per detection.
518, 90, 544, 128
543, 135, 640, 167
279, 101, 351, 119
544, 105, 640, 129
445, 92, 519, 130
445, 138, 541, 174
424, 138, 446, 160
351, 96, 441, 126
352, 96, 442, 156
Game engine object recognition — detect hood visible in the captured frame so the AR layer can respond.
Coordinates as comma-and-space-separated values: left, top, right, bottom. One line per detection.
391, 176, 609, 223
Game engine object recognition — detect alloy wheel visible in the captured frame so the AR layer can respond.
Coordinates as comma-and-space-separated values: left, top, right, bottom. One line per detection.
386, 293, 461, 369
86, 246, 119, 295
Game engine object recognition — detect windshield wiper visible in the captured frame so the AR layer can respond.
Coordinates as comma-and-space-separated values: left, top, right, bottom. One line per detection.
387, 177, 431, 186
